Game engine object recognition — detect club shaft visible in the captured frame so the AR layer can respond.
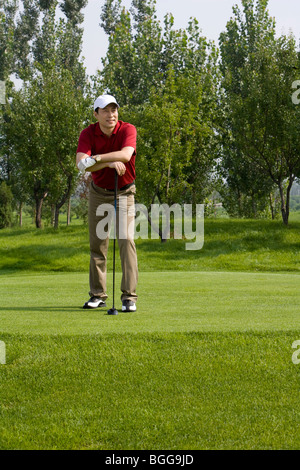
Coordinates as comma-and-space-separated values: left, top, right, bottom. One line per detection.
112, 170, 118, 308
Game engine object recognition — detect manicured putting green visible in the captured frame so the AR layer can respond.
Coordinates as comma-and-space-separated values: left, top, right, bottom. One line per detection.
1, 270, 299, 335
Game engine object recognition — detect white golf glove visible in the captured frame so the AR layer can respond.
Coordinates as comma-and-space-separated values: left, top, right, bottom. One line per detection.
78, 156, 97, 172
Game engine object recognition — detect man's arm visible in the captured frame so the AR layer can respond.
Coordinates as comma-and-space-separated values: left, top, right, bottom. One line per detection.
94, 146, 135, 164
79, 146, 134, 173
76, 152, 127, 176
76, 152, 101, 171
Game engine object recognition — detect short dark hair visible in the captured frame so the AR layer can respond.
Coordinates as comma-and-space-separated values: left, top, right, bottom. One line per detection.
94, 107, 99, 113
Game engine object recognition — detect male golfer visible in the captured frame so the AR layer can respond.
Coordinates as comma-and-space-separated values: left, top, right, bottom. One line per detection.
76, 94, 138, 312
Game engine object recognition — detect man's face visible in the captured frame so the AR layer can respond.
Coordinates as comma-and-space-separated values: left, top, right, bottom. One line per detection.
94, 103, 118, 135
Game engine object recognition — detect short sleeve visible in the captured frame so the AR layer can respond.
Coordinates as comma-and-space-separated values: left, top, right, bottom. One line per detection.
121, 124, 137, 152
77, 127, 92, 156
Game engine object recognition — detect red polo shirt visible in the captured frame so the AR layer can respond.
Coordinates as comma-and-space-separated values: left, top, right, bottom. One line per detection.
77, 120, 136, 189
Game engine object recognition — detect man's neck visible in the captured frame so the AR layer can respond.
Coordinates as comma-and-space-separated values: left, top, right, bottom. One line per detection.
99, 122, 115, 137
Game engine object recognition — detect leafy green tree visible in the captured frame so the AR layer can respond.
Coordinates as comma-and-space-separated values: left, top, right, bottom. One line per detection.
216, 131, 277, 218
219, 0, 300, 224
37, 64, 90, 228
1, 0, 89, 227
121, 63, 217, 241
0, 180, 13, 228
6, 63, 89, 228
0, 1, 19, 185
122, 68, 194, 208
100, 0, 162, 105
100, 0, 122, 35
10, 0, 87, 82
99, 0, 219, 229
100, 6, 135, 105
0, 0, 18, 81
129, 0, 162, 104
2, 0, 89, 227
12, 0, 39, 80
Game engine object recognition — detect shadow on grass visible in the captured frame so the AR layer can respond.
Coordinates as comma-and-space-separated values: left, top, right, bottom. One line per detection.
0, 306, 83, 312
0, 306, 124, 317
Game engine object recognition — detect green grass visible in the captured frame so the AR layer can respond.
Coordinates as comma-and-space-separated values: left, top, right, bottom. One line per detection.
0, 216, 300, 273
1, 217, 300, 449
1, 331, 299, 450
0, 271, 300, 334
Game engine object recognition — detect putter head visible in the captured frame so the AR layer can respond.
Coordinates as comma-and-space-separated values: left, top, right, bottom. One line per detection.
107, 308, 118, 315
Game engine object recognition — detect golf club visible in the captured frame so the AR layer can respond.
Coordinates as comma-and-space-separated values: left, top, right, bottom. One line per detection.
107, 169, 118, 315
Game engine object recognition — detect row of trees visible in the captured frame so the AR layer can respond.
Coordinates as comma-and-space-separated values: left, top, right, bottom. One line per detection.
0, 0, 90, 227
1, 0, 300, 228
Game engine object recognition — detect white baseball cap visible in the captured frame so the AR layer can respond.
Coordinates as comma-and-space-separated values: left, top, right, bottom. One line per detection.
94, 94, 119, 110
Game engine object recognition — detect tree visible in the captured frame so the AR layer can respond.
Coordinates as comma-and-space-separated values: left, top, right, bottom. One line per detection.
99, 0, 162, 106
100, 0, 122, 35
0, 1, 19, 185
6, 63, 89, 228
219, 0, 300, 225
216, 126, 277, 218
100, 6, 135, 105
1, 0, 89, 227
99, 0, 219, 226
120, 63, 217, 240
12, 0, 39, 81
0, 0, 19, 81
0, 180, 13, 228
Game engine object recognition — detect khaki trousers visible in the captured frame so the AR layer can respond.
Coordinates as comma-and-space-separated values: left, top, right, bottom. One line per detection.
88, 181, 138, 303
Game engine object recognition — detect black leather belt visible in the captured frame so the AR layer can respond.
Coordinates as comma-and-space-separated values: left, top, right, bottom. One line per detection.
99, 182, 135, 192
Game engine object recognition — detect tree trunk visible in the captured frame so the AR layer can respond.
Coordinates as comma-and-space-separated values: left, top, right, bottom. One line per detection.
237, 187, 242, 217
54, 174, 73, 229
269, 193, 275, 220
278, 177, 294, 226
35, 198, 44, 228
51, 205, 55, 226
166, 163, 171, 200
67, 197, 71, 225
251, 191, 256, 218
54, 205, 60, 229
19, 201, 23, 227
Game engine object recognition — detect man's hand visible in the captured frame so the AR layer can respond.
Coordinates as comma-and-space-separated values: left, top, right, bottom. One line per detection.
80, 158, 126, 175
77, 156, 97, 172
108, 161, 126, 176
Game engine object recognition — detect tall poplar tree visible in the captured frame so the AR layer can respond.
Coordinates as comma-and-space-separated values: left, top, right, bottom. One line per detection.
219, 0, 300, 224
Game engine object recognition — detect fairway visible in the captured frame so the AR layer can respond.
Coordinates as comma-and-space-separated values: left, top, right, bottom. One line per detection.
0, 271, 300, 334
1, 270, 300, 450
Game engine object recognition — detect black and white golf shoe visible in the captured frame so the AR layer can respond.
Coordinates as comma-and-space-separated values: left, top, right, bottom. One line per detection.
122, 300, 137, 312
83, 296, 107, 309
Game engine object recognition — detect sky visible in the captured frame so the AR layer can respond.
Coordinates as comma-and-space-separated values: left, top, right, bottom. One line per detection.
81, 0, 300, 77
